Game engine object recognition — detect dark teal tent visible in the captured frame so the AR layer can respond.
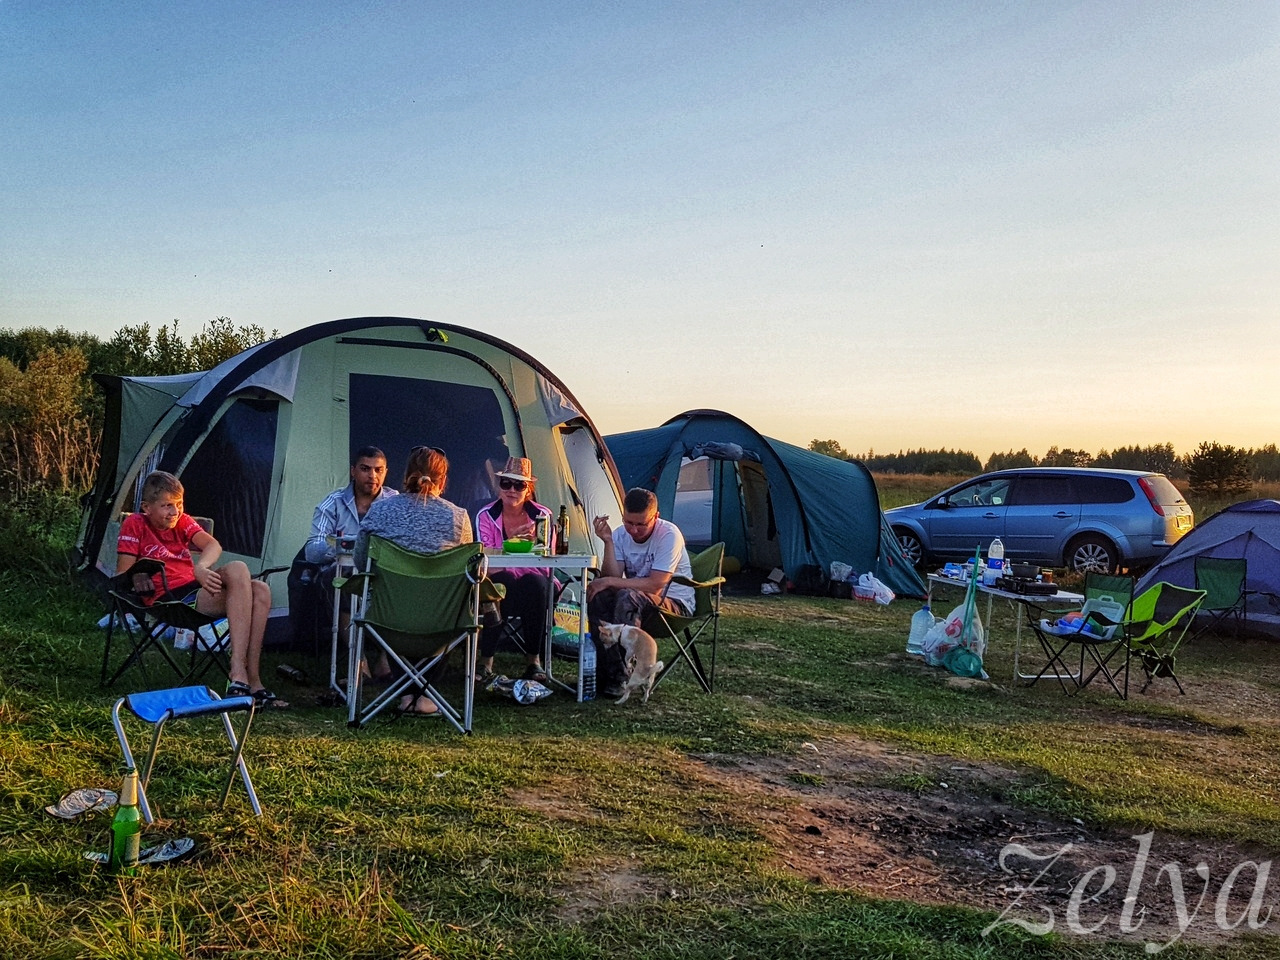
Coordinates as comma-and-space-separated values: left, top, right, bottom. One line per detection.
605, 410, 925, 599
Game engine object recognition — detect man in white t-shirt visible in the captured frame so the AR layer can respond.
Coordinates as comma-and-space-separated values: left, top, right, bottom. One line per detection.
587, 488, 694, 698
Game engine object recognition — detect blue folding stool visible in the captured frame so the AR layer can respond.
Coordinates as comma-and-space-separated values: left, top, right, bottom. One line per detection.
111, 685, 261, 824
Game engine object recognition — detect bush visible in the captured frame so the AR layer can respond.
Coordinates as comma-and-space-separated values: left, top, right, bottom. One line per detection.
1186, 441, 1253, 496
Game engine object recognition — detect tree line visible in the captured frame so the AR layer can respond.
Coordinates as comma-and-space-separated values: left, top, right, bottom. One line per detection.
0, 319, 273, 495
808, 439, 1275, 496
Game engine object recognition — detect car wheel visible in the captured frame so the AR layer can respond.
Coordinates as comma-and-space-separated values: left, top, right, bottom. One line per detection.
895, 528, 924, 566
1067, 535, 1117, 574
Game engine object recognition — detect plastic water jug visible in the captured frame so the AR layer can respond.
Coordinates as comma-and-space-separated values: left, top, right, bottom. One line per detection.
907, 604, 934, 656
985, 538, 1005, 585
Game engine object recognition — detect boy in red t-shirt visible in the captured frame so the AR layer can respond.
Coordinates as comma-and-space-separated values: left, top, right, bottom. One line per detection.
116, 470, 288, 709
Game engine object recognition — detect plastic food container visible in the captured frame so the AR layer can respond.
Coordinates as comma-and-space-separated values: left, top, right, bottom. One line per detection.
503, 539, 534, 553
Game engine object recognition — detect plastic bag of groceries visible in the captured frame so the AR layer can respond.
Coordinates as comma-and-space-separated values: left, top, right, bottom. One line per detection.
920, 603, 985, 666
857, 572, 895, 605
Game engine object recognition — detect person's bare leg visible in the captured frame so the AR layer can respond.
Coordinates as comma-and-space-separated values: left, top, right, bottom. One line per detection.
242, 578, 271, 691
209, 561, 254, 686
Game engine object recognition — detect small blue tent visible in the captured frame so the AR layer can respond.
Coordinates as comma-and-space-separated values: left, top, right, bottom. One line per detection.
605, 410, 925, 599
1135, 499, 1280, 636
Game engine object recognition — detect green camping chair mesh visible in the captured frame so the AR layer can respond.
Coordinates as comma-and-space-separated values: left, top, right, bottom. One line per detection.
101, 556, 232, 688
1125, 582, 1206, 695
1192, 557, 1248, 641
644, 542, 726, 694
1024, 573, 1135, 698
344, 538, 503, 733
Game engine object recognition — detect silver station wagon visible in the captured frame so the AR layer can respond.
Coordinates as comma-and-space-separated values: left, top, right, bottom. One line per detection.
885, 468, 1194, 573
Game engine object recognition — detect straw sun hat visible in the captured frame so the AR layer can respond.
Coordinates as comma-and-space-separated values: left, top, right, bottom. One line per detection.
495, 456, 537, 483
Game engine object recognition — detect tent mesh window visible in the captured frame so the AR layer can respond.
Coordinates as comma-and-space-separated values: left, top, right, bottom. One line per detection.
181, 398, 279, 558
348, 374, 511, 519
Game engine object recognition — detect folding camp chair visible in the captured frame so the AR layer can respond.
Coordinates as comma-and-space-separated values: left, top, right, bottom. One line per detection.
345, 538, 503, 733
100, 557, 232, 688
1192, 557, 1248, 641
1125, 582, 1206, 695
1024, 573, 1134, 697
644, 542, 726, 694
111, 684, 260, 824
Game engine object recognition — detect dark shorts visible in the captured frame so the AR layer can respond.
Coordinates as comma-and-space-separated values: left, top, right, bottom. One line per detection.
156, 586, 199, 607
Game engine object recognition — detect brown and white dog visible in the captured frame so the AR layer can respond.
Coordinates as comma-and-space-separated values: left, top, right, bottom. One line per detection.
596, 622, 664, 704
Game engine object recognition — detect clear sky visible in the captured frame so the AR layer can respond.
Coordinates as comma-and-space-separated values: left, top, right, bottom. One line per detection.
2, 1, 1277, 461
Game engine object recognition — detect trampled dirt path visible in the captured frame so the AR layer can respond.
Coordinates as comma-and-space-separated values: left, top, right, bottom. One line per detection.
531, 701, 1279, 952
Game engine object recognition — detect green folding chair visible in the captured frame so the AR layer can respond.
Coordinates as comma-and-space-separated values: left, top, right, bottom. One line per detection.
644, 542, 726, 694
1123, 582, 1206, 695
1192, 557, 1247, 641
344, 538, 503, 733
1024, 573, 1134, 696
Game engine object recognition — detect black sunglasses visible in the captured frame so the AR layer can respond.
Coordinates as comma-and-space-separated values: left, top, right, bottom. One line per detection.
498, 478, 527, 491
410, 445, 446, 456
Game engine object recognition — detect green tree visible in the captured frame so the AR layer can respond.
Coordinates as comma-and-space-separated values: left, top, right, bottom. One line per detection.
190, 316, 272, 371
1186, 441, 1252, 496
0, 347, 97, 492
985, 448, 1036, 471
808, 438, 850, 460
1040, 447, 1093, 468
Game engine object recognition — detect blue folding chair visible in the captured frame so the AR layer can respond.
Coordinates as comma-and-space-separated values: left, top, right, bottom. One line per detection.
111, 685, 261, 823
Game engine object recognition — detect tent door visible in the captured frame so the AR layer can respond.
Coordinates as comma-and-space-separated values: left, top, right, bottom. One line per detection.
738, 460, 782, 570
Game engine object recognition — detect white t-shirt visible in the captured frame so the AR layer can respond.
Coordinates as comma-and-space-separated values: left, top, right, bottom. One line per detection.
611, 517, 695, 614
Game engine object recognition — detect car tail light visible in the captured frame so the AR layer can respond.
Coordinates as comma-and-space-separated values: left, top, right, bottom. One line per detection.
1137, 477, 1166, 516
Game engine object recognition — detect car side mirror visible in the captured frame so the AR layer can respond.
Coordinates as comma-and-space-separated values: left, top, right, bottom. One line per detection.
928, 497, 950, 510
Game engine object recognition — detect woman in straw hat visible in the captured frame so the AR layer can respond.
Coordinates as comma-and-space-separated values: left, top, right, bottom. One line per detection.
474, 456, 556, 684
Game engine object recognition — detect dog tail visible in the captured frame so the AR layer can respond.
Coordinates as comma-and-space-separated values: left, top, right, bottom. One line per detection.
653, 660, 664, 676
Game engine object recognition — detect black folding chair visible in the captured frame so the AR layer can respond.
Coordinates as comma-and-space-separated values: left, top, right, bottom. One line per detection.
100, 558, 233, 688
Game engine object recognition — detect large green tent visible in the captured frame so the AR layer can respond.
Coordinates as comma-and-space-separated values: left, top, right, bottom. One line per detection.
78, 317, 625, 641
605, 410, 925, 599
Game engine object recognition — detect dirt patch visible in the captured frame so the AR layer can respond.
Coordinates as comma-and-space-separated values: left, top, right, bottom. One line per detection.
536, 737, 1278, 950
693, 738, 1278, 950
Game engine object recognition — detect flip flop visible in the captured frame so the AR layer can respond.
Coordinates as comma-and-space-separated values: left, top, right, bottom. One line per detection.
84, 837, 195, 866
251, 687, 290, 710
47, 788, 118, 820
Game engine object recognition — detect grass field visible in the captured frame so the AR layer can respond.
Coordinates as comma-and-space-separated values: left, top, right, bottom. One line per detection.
3, 497, 1280, 958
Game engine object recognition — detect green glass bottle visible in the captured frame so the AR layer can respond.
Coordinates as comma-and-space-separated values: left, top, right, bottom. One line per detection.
108, 769, 142, 875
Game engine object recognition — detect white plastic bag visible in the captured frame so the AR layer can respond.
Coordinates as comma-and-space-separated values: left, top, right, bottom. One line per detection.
920, 603, 985, 666
830, 561, 853, 583
857, 572, 895, 606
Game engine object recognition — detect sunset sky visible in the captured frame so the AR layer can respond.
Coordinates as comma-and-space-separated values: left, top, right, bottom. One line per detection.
2, 1, 1276, 461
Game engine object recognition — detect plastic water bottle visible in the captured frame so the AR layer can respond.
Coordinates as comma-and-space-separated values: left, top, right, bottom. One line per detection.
173, 628, 195, 651
986, 538, 1005, 585
580, 632, 596, 701
907, 604, 934, 656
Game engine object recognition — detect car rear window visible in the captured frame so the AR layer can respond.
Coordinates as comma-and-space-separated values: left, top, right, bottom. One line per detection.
1075, 475, 1136, 504
1139, 474, 1185, 505
1008, 475, 1074, 505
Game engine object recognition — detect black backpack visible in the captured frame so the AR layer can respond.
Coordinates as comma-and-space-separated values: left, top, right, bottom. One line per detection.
286, 547, 329, 653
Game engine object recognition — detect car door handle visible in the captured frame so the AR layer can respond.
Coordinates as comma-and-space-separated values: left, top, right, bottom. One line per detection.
1053, 512, 1072, 518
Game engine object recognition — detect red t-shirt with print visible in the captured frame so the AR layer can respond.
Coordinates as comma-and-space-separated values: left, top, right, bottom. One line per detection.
117, 512, 204, 602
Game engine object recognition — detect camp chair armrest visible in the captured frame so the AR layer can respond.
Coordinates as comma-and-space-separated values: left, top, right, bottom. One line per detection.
337, 571, 372, 594
669, 574, 726, 590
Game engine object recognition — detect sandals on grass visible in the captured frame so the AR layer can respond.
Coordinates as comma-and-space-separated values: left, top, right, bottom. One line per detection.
46, 788, 117, 819
226, 680, 289, 710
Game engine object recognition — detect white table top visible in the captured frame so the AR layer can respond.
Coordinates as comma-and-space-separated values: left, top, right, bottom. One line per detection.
928, 572, 1083, 604
483, 552, 598, 570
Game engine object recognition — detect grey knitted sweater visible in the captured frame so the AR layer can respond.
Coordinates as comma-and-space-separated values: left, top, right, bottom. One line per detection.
355, 493, 473, 568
